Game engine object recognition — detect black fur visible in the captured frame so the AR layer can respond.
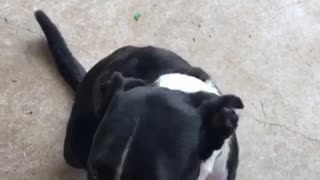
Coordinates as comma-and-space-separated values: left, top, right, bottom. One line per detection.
35, 10, 86, 91
35, 10, 212, 169
87, 85, 202, 180
227, 134, 239, 180
34, 10, 244, 180
86, 76, 243, 180
197, 95, 243, 160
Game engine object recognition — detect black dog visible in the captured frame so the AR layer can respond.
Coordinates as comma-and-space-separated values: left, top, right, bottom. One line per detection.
35, 10, 244, 180
86, 73, 243, 180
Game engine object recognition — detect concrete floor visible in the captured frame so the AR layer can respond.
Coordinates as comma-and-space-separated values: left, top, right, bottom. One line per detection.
1, 0, 319, 179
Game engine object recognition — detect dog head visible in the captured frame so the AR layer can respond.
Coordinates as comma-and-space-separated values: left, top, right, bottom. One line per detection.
191, 93, 244, 159
155, 73, 244, 159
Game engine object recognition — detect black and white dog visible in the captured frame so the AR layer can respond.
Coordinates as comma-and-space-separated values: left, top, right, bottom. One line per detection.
86, 73, 243, 180
35, 10, 244, 180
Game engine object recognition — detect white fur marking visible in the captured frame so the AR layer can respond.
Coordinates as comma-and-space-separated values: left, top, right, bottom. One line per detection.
205, 80, 215, 87
115, 123, 138, 180
198, 138, 231, 180
155, 73, 220, 95
198, 150, 222, 180
210, 138, 230, 180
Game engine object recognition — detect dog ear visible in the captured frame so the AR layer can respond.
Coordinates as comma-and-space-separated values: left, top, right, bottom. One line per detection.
214, 95, 244, 109
100, 72, 146, 95
96, 72, 124, 118
122, 77, 146, 91
97, 72, 146, 118
189, 91, 219, 108
197, 95, 244, 159
100, 72, 125, 96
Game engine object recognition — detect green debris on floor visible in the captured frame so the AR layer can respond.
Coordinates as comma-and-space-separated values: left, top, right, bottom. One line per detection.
134, 11, 142, 22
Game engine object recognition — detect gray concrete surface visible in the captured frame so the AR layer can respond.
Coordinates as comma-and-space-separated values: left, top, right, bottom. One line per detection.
1, 0, 319, 179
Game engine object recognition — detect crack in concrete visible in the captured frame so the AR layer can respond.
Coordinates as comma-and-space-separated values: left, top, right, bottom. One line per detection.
5, 17, 320, 147
259, 101, 267, 119
4, 21, 37, 34
254, 118, 320, 144
256, 100, 320, 144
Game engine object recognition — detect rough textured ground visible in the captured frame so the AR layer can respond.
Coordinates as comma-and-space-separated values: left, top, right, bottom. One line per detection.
1, 0, 319, 180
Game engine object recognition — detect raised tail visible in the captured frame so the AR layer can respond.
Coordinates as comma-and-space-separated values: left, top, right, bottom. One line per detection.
35, 10, 86, 91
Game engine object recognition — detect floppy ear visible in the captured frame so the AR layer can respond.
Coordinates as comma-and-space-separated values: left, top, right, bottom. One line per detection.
214, 95, 244, 109
97, 72, 146, 117
122, 77, 146, 91
100, 72, 125, 96
197, 95, 244, 159
100, 72, 146, 94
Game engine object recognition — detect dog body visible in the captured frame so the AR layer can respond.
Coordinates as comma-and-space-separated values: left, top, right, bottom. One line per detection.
35, 10, 242, 180
86, 74, 242, 180
63, 45, 217, 168
87, 86, 203, 180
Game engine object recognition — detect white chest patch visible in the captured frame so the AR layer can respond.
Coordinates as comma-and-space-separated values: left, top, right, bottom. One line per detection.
199, 138, 231, 180
198, 150, 222, 180
154, 73, 220, 95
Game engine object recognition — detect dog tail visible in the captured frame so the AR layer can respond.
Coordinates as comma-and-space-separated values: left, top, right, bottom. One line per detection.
35, 10, 86, 91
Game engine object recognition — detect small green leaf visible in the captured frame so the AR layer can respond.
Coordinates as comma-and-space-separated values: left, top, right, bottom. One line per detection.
134, 12, 142, 22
